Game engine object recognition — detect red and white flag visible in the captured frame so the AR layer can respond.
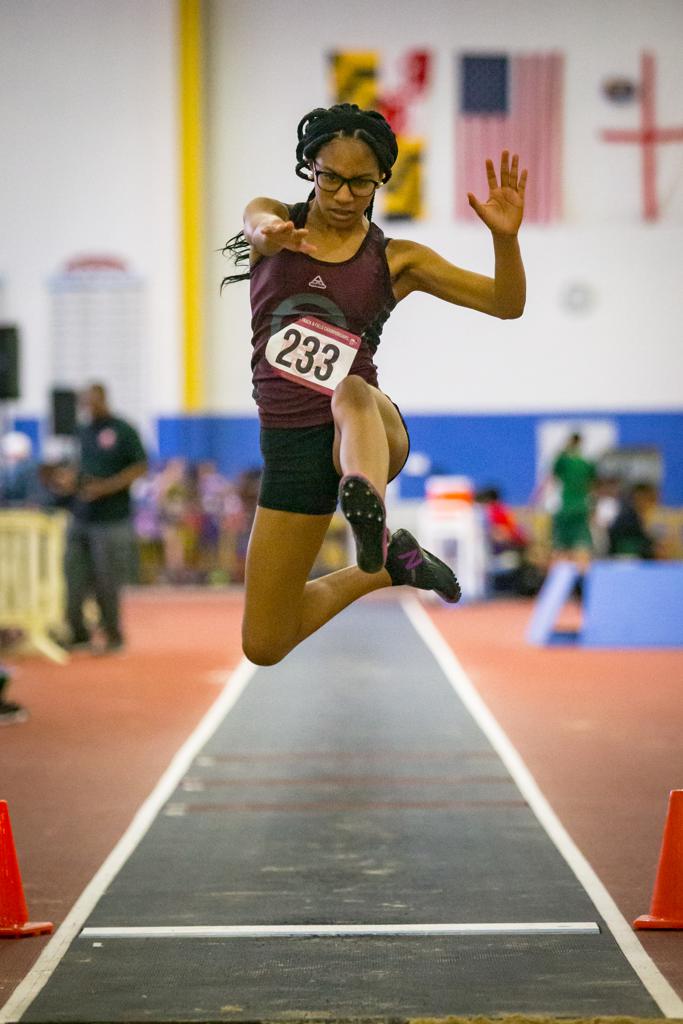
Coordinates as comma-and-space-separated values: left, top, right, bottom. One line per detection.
599, 52, 683, 222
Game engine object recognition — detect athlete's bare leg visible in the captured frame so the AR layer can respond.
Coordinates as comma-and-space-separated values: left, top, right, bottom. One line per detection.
331, 377, 408, 496
242, 506, 390, 666
242, 384, 423, 665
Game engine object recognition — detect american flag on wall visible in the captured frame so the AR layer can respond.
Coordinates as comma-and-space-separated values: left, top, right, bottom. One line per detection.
455, 53, 564, 223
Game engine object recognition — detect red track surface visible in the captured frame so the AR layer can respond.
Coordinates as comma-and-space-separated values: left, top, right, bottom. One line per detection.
1, 589, 681, 1009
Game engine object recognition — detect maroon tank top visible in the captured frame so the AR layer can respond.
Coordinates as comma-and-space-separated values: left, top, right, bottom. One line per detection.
249, 201, 396, 428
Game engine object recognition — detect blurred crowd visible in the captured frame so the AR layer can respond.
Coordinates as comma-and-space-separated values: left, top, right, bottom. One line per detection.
131, 458, 261, 585
1, 428, 680, 596
2, 422, 679, 726
0, 431, 261, 585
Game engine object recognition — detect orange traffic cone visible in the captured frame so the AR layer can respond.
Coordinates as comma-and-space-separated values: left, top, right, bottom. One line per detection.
634, 789, 683, 930
0, 800, 53, 938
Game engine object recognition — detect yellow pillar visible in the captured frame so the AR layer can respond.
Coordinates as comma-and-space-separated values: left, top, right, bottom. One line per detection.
179, 0, 204, 410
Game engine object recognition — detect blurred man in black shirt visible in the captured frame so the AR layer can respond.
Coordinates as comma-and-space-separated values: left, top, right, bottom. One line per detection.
64, 384, 147, 653
608, 482, 659, 560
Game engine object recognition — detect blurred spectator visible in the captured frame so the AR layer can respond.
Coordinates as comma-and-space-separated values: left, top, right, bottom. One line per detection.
61, 384, 147, 653
131, 467, 163, 543
230, 468, 261, 582
0, 431, 43, 507
475, 487, 545, 597
551, 432, 596, 568
39, 460, 79, 510
608, 482, 662, 559
476, 486, 528, 550
157, 458, 201, 583
33, 453, 265, 589
196, 461, 232, 583
125, 459, 262, 586
591, 475, 621, 555
0, 664, 28, 726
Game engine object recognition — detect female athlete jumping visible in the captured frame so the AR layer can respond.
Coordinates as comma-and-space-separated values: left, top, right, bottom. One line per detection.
222, 103, 527, 665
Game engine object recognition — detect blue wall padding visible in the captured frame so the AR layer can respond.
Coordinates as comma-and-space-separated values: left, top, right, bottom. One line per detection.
403, 414, 537, 503
12, 418, 42, 454
13, 410, 683, 504
156, 416, 262, 477
155, 410, 683, 504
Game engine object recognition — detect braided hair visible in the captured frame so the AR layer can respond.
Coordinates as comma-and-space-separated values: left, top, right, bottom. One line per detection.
221, 103, 398, 289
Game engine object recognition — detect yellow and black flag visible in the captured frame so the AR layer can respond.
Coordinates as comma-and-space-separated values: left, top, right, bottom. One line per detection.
383, 137, 425, 220
328, 49, 433, 220
328, 51, 378, 111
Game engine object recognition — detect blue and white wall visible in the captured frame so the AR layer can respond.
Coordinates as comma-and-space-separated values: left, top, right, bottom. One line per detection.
2, 0, 682, 502
0, 0, 181, 429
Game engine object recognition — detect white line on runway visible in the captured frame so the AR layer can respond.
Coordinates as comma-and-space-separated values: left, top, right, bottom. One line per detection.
81, 922, 600, 939
403, 596, 683, 1019
0, 658, 258, 1024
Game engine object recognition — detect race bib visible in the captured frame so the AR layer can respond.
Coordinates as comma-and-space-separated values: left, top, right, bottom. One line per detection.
265, 315, 361, 395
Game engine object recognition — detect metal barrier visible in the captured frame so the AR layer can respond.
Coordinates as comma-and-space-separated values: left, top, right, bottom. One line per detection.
0, 510, 69, 663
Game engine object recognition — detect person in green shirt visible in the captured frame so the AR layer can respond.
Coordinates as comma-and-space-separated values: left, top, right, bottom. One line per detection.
551, 432, 596, 568
63, 383, 147, 653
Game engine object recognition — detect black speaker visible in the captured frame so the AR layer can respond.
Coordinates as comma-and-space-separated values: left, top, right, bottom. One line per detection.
51, 388, 78, 436
0, 325, 20, 400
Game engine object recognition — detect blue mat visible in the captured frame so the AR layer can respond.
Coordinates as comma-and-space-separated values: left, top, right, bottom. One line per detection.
525, 561, 580, 646
582, 561, 683, 647
528, 560, 683, 648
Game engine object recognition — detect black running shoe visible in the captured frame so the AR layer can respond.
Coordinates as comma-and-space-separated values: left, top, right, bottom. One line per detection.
339, 474, 388, 574
385, 529, 462, 603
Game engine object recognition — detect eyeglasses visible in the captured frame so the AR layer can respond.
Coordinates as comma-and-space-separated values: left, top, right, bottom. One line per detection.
312, 165, 381, 198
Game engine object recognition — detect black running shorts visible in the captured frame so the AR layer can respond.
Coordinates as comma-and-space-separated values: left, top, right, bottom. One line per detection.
259, 423, 341, 515
258, 406, 410, 516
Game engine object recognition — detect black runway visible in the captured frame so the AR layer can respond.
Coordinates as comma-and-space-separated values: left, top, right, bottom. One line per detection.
21, 602, 662, 1021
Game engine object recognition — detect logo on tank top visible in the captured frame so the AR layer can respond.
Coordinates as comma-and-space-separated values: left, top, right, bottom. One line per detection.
308, 275, 327, 289
270, 294, 348, 337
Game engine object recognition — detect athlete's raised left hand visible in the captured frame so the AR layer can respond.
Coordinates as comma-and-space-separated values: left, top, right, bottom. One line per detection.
467, 151, 527, 237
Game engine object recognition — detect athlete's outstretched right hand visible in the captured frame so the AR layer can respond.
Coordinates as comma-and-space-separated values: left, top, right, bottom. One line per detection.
255, 218, 317, 255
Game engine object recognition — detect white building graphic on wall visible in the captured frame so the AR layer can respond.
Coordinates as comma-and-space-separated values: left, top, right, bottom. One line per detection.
49, 256, 146, 429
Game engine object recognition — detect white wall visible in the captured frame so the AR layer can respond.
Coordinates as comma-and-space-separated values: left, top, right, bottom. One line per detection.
0, 0, 180, 426
2, 0, 681, 427
206, 0, 683, 414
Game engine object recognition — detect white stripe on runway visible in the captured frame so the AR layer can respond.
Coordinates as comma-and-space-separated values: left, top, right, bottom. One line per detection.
81, 922, 600, 939
403, 596, 683, 1019
0, 658, 258, 1024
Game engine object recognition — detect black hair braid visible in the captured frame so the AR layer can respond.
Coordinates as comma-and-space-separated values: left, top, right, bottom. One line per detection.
295, 103, 398, 184
220, 231, 251, 289
221, 103, 397, 289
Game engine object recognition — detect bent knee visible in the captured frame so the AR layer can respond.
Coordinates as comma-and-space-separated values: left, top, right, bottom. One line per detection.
331, 375, 374, 411
242, 633, 289, 667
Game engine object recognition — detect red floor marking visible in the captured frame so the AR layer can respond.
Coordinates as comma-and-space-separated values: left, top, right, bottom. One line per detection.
181, 773, 514, 788
199, 749, 500, 764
